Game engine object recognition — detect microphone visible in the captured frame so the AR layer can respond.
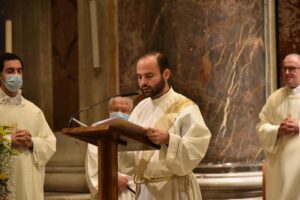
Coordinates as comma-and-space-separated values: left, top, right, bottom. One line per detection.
68, 92, 139, 127
117, 92, 139, 97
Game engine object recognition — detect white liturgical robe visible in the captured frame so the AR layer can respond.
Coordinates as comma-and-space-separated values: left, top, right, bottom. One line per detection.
85, 120, 135, 200
120, 88, 211, 200
0, 89, 56, 200
256, 86, 300, 200
280, 137, 300, 200
85, 144, 135, 200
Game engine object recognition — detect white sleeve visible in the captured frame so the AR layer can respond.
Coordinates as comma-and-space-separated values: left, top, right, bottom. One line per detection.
31, 111, 56, 168
159, 104, 211, 176
85, 144, 98, 196
256, 98, 279, 154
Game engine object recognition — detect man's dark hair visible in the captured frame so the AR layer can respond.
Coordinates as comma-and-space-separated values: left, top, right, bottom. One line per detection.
139, 51, 170, 73
0, 52, 24, 72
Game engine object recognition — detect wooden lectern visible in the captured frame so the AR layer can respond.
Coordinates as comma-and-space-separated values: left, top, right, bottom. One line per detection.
62, 118, 159, 200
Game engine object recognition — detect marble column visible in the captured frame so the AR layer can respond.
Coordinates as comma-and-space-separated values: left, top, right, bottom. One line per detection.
78, 0, 119, 126
118, 0, 272, 198
277, 0, 300, 85
51, 0, 79, 130
119, 0, 266, 165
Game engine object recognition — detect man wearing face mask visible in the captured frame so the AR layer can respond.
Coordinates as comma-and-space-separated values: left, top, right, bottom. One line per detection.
0, 52, 56, 200
85, 96, 135, 200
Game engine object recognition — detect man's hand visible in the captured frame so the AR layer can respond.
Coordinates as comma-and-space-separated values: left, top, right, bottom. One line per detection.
145, 127, 170, 145
118, 175, 129, 192
278, 118, 299, 137
11, 129, 33, 149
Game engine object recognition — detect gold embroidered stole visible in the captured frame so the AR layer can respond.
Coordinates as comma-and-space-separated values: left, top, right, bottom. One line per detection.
134, 96, 194, 198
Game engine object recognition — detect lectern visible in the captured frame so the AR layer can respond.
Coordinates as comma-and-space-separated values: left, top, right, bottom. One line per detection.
62, 118, 159, 200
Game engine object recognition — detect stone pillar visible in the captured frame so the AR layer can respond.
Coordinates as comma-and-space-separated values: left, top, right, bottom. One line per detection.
119, 0, 266, 165
277, 0, 300, 86
46, 0, 120, 195
117, 0, 276, 198
51, 0, 79, 131
78, 0, 119, 125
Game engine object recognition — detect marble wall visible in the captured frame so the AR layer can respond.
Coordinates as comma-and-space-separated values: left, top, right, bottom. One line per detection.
118, 0, 266, 164
1, 0, 53, 126
52, 0, 79, 130
277, 0, 300, 85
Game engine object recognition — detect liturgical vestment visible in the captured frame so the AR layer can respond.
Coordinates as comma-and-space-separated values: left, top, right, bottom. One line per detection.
256, 86, 300, 200
0, 89, 56, 200
85, 144, 135, 200
120, 88, 211, 200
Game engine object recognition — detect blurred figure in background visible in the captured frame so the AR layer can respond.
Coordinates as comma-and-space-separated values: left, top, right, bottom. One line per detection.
256, 53, 300, 200
85, 96, 135, 200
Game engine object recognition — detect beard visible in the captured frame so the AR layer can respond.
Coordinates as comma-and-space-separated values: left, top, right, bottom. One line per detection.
140, 77, 165, 98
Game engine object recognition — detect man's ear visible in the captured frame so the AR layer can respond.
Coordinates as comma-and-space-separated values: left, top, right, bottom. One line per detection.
163, 68, 171, 80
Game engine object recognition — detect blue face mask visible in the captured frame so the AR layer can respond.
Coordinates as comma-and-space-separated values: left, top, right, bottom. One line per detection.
3, 74, 23, 92
109, 112, 129, 121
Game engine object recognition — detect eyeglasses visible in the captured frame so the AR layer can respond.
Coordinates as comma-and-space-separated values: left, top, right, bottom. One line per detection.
282, 66, 300, 73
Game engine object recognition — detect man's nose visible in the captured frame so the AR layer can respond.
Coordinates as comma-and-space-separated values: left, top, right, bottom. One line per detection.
140, 77, 148, 85
283, 68, 291, 74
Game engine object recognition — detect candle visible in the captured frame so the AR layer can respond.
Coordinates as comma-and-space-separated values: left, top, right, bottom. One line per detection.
5, 20, 12, 53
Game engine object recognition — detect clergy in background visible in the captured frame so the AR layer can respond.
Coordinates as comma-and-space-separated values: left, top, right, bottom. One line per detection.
0, 52, 56, 200
256, 53, 300, 200
85, 96, 135, 200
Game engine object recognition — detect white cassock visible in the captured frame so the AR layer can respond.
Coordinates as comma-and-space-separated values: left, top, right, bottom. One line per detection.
0, 89, 56, 200
281, 137, 300, 200
120, 88, 211, 200
256, 86, 300, 200
85, 128, 135, 200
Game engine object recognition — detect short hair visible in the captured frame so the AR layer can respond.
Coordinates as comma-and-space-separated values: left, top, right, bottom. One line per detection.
0, 52, 24, 72
138, 51, 170, 73
283, 53, 300, 65
108, 96, 133, 110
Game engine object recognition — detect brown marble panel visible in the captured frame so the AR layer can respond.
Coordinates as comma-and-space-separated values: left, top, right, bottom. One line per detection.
119, 0, 266, 164
0, 0, 12, 55
118, 0, 146, 93
52, 0, 79, 130
277, 0, 300, 85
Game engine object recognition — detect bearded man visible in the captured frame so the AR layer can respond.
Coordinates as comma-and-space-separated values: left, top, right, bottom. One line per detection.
120, 51, 211, 200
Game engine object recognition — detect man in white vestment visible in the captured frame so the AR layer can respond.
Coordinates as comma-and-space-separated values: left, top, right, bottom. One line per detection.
120, 51, 211, 200
85, 96, 136, 200
0, 52, 56, 200
256, 53, 300, 200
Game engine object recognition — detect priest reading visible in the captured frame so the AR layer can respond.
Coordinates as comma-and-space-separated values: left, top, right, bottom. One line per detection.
119, 52, 211, 200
